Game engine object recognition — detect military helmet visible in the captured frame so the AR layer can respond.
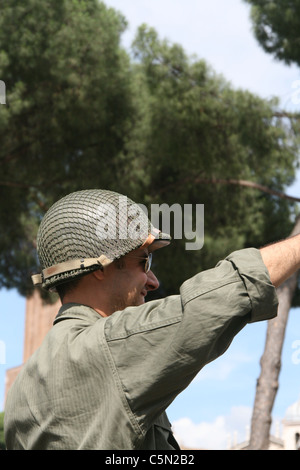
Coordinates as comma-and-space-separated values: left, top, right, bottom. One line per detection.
32, 189, 171, 291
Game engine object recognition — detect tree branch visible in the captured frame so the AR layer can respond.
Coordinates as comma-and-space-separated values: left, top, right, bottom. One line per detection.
0, 181, 41, 189
193, 177, 300, 203
158, 175, 300, 203
273, 111, 300, 119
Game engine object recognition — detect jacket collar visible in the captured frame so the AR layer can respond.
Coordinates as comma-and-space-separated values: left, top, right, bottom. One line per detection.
53, 303, 102, 325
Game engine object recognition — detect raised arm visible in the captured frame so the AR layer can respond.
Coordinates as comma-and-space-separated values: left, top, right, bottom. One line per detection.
260, 233, 300, 288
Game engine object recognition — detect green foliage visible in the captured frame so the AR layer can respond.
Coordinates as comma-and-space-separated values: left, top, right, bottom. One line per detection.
130, 25, 299, 295
0, 412, 5, 450
0, 0, 137, 295
244, 0, 300, 66
0, 2, 299, 302
0, 0, 135, 195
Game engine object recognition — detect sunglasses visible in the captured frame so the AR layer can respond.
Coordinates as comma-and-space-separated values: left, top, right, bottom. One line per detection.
126, 252, 153, 273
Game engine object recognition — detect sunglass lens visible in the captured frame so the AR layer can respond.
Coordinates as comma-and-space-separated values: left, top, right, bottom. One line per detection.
145, 253, 152, 273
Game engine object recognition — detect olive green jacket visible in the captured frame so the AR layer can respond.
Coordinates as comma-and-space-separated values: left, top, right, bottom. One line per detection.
4, 249, 278, 450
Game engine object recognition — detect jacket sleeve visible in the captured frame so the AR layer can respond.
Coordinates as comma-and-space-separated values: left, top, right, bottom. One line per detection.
103, 248, 278, 433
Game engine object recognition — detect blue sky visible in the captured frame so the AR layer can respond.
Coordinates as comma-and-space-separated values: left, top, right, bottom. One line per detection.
1, 0, 300, 449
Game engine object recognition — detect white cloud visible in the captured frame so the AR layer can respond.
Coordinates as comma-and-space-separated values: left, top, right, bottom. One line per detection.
172, 405, 252, 450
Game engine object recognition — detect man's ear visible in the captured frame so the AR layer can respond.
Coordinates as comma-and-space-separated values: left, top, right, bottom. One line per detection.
92, 269, 105, 281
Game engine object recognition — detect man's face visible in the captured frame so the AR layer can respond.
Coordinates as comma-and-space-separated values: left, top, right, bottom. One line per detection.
102, 247, 159, 314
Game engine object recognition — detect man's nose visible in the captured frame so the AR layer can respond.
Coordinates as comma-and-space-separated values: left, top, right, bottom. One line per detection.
146, 270, 160, 291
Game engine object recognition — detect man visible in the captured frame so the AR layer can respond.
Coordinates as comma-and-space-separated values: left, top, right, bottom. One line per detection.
3, 189, 299, 449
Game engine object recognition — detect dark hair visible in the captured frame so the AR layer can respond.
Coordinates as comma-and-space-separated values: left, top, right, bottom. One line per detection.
55, 277, 82, 302
114, 257, 125, 269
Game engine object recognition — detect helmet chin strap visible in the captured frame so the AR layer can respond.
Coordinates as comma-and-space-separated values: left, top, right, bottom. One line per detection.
31, 254, 113, 286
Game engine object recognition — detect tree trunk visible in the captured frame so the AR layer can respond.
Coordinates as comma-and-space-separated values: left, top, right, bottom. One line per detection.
248, 217, 300, 450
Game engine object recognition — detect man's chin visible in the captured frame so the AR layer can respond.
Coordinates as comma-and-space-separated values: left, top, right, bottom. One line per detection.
113, 293, 146, 310
131, 294, 146, 307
